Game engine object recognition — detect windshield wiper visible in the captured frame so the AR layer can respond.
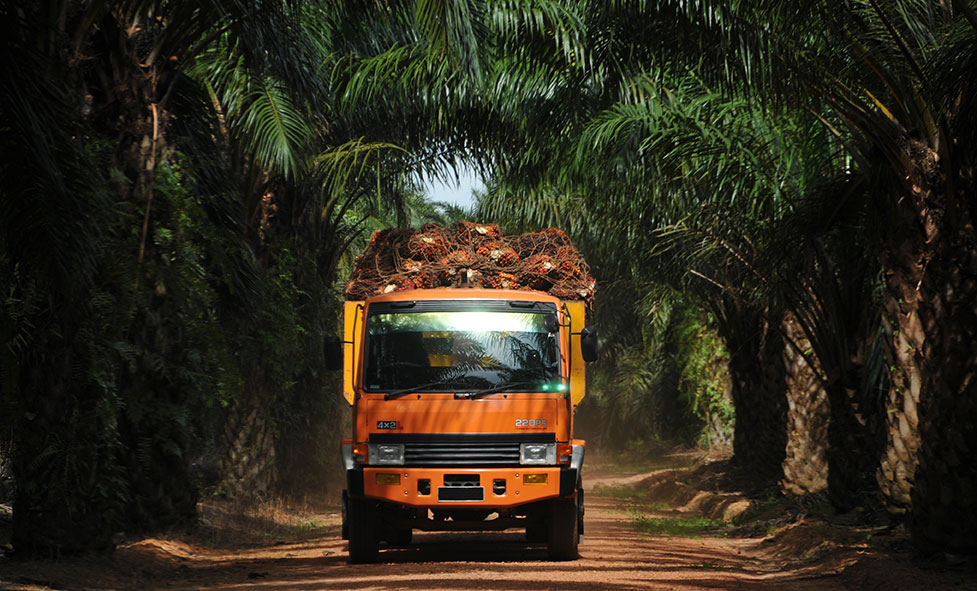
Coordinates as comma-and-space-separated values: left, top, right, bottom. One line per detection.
385, 380, 457, 400
464, 380, 543, 400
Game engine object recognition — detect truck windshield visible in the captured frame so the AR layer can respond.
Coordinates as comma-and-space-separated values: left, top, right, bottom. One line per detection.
364, 310, 562, 393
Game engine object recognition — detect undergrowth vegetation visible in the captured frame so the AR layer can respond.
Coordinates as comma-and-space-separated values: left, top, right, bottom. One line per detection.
581, 300, 734, 452
633, 514, 727, 538
188, 497, 341, 549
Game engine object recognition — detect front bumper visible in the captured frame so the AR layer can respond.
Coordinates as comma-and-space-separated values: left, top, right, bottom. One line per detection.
343, 442, 584, 508
360, 466, 577, 507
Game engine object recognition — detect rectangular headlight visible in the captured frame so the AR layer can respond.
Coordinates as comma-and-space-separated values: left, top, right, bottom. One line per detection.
519, 443, 557, 465
368, 443, 405, 465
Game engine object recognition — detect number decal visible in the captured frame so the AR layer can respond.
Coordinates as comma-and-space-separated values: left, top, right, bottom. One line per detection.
376, 420, 398, 430
515, 418, 547, 428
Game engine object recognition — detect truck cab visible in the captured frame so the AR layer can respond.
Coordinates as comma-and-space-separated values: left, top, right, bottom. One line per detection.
337, 288, 596, 562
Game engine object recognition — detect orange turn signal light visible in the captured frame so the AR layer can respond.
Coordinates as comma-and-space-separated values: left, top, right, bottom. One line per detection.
523, 473, 548, 485
376, 473, 401, 485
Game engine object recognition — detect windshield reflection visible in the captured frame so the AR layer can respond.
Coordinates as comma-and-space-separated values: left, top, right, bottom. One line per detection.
364, 311, 561, 392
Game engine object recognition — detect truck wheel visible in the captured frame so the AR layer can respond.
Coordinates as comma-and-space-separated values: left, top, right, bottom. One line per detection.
546, 496, 579, 560
526, 522, 548, 543
387, 528, 412, 546
341, 490, 349, 540
577, 487, 585, 535
347, 497, 379, 563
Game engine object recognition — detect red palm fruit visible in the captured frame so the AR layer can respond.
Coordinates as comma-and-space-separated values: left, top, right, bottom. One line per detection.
456, 220, 502, 241
524, 254, 557, 276
488, 272, 519, 289
402, 259, 425, 273
439, 250, 475, 266
380, 275, 416, 294
408, 233, 449, 260
412, 271, 437, 288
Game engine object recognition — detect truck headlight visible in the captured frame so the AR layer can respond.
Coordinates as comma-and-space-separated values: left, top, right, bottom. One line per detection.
520, 443, 557, 465
368, 443, 405, 465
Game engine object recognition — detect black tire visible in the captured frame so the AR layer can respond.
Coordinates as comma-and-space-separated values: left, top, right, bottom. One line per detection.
341, 490, 349, 540
526, 522, 548, 543
546, 496, 579, 560
577, 487, 585, 535
347, 497, 379, 563
386, 527, 412, 546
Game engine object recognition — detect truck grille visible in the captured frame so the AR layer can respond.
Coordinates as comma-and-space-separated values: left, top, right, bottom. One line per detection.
369, 433, 555, 467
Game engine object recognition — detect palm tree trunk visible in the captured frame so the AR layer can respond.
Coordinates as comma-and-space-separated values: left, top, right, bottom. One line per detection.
881, 139, 977, 553
11, 340, 127, 554
877, 300, 921, 515
823, 376, 886, 511
780, 314, 829, 496
220, 364, 277, 498
719, 301, 788, 483
903, 235, 977, 553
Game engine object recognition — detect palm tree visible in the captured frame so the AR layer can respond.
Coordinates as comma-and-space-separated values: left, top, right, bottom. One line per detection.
725, 0, 977, 552
0, 0, 331, 552
483, 0, 977, 552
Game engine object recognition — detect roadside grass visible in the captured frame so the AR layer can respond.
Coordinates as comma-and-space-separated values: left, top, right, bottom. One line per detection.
588, 459, 677, 474
586, 447, 703, 475
593, 480, 727, 538
589, 446, 736, 539
591, 483, 651, 504
633, 513, 727, 538
187, 496, 342, 548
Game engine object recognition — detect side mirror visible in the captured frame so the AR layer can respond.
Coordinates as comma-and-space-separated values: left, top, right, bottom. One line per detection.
325, 335, 343, 370
543, 314, 560, 334
580, 327, 598, 362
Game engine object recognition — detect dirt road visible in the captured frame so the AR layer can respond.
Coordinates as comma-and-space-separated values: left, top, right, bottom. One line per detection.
141, 497, 783, 590
2, 464, 973, 591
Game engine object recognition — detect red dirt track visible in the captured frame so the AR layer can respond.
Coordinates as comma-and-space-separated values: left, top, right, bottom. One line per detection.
1, 464, 974, 591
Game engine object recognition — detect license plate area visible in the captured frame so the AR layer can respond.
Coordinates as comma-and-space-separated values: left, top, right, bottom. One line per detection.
437, 486, 485, 502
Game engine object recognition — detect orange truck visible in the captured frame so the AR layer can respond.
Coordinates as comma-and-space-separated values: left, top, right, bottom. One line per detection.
331, 285, 597, 562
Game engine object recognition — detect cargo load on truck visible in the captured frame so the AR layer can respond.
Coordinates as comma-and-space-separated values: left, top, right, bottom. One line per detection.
343, 221, 596, 305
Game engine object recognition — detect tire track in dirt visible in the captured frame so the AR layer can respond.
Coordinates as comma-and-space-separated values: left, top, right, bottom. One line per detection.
125, 469, 847, 591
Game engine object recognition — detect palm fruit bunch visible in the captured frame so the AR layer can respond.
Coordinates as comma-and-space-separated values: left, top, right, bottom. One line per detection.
486, 272, 520, 289
476, 240, 520, 266
344, 221, 595, 306
407, 224, 451, 260
455, 220, 502, 240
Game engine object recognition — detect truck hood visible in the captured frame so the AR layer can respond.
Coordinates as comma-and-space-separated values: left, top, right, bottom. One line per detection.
360, 395, 563, 438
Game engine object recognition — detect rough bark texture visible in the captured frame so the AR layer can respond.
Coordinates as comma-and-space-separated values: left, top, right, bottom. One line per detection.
907, 233, 977, 553
220, 368, 277, 498
877, 306, 921, 514
881, 138, 977, 553
720, 303, 788, 484
822, 377, 886, 512
780, 315, 829, 496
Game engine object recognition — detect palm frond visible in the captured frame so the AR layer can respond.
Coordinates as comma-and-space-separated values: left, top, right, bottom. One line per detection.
239, 78, 313, 180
